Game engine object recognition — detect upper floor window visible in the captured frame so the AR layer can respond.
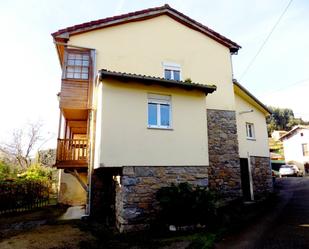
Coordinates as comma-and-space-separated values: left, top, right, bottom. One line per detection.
148, 94, 172, 129
65, 51, 90, 80
163, 62, 181, 81
246, 123, 255, 139
302, 143, 309, 156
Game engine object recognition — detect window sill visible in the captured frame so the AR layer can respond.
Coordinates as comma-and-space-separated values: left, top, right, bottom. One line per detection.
147, 126, 173, 131
62, 78, 89, 82
246, 137, 256, 141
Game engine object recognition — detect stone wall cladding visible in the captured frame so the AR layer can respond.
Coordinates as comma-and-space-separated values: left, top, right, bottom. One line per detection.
207, 109, 241, 199
116, 166, 208, 233
250, 156, 273, 195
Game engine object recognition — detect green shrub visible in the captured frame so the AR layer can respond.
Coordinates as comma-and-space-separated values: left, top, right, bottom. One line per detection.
18, 163, 52, 182
156, 183, 218, 226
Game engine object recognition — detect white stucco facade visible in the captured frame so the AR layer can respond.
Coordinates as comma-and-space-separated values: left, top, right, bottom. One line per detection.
282, 127, 309, 172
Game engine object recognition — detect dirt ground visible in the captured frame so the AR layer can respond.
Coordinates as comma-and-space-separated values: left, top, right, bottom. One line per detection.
0, 224, 95, 249
0, 206, 96, 249
0, 206, 198, 249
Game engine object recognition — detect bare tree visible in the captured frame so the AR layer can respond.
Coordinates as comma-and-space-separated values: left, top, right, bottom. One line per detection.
1, 122, 43, 169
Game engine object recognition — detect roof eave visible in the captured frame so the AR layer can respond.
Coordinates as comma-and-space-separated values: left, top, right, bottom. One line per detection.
99, 69, 217, 94
233, 80, 271, 115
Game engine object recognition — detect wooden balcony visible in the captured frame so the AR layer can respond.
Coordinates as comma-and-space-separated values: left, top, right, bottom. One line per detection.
60, 79, 89, 110
55, 139, 88, 169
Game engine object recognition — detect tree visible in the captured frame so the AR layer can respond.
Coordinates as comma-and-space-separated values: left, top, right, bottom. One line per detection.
267, 106, 309, 135
0, 122, 43, 169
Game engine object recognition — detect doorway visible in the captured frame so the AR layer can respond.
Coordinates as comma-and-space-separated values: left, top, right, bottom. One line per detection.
240, 158, 252, 201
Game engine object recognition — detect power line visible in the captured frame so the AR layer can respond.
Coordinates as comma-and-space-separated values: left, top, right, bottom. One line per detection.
264, 78, 309, 95
240, 0, 294, 80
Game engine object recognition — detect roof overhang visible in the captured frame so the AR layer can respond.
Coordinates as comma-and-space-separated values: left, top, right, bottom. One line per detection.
279, 125, 309, 141
99, 69, 217, 95
233, 80, 271, 116
52, 4, 241, 53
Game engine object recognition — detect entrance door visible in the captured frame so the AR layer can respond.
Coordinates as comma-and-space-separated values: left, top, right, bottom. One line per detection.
240, 158, 251, 201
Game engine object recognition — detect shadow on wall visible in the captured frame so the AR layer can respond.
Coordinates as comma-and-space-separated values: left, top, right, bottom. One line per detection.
58, 170, 87, 206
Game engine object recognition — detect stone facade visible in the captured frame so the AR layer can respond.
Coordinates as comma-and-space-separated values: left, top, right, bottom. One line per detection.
115, 166, 208, 232
250, 156, 273, 196
207, 109, 242, 199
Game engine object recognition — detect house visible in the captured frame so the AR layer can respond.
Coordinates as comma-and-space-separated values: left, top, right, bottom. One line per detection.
52, 4, 272, 232
271, 130, 288, 141
280, 125, 309, 174
269, 130, 286, 170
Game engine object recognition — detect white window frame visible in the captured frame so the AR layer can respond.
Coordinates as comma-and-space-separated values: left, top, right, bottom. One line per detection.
162, 62, 181, 81
302, 143, 309, 157
147, 94, 172, 129
246, 123, 255, 140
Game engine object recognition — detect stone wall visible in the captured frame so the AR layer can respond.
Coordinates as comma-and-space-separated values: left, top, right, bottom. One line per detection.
250, 156, 273, 196
207, 109, 241, 199
116, 166, 208, 232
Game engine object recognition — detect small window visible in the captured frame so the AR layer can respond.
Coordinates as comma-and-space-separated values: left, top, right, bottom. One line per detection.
302, 144, 309, 156
163, 62, 181, 81
65, 52, 90, 80
246, 123, 255, 139
148, 94, 171, 129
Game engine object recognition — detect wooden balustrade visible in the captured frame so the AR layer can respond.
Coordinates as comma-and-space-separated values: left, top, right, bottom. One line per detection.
56, 139, 88, 168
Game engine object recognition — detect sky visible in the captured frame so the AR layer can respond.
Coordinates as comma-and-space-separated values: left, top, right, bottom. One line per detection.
0, 0, 308, 150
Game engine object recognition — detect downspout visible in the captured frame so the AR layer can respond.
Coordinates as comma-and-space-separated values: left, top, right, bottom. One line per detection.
86, 49, 97, 216
247, 152, 255, 201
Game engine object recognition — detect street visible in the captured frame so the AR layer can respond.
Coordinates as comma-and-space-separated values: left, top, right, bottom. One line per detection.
215, 177, 309, 249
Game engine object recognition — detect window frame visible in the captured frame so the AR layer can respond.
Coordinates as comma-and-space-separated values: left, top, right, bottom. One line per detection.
302, 143, 309, 156
162, 62, 181, 81
246, 122, 255, 140
63, 49, 91, 81
147, 94, 172, 129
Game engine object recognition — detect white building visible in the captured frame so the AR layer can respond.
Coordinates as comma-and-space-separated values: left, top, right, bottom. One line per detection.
280, 125, 309, 174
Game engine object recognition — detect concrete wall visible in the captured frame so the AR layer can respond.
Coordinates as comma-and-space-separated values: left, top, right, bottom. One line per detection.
68, 14, 235, 111
235, 94, 269, 158
95, 79, 209, 167
282, 129, 309, 172
58, 170, 87, 206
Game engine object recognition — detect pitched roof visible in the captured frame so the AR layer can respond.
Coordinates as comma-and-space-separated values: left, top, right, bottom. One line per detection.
233, 79, 271, 115
52, 4, 241, 53
99, 69, 217, 94
280, 125, 309, 141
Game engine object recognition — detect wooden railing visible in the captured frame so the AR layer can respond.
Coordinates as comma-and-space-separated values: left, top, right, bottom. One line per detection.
56, 139, 88, 165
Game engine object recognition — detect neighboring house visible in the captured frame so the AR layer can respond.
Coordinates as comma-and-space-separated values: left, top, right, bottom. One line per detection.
280, 125, 309, 174
52, 5, 272, 232
269, 130, 286, 170
271, 130, 288, 141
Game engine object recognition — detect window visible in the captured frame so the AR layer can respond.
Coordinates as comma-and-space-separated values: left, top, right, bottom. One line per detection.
302, 143, 309, 156
163, 62, 181, 81
148, 94, 171, 129
246, 123, 255, 139
65, 52, 90, 80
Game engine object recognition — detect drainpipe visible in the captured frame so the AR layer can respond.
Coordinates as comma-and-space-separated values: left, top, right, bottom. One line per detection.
86, 49, 97, 217
247, 152, 255, 201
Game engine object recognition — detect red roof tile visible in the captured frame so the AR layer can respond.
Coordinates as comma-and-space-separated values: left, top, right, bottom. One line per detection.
52, 4, 240, 52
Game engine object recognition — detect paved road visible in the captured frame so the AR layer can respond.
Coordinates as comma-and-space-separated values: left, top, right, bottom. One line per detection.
215, 177, 309, 249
